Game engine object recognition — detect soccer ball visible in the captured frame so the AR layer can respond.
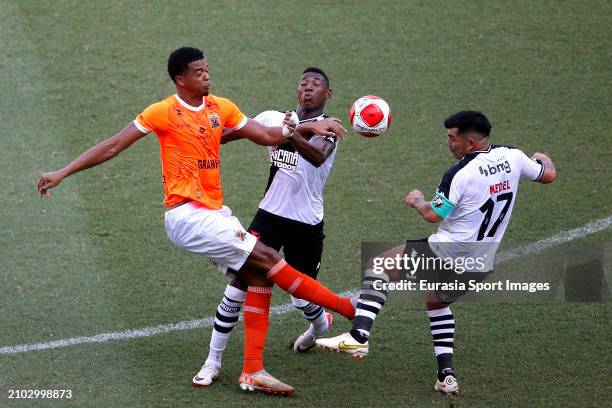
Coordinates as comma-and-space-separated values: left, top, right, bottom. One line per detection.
349, 96, 392, 137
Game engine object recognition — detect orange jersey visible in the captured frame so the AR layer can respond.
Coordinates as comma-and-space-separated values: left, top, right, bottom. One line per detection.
134, 94, 247, 208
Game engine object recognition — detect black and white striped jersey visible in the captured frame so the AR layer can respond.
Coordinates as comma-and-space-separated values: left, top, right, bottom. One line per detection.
428, 145, 544, 271
253, 110, 338, 225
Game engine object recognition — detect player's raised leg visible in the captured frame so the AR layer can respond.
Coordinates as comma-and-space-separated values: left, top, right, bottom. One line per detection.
316, 244, 404, 358
244, 242, 355, 319
235, 242, 355, 394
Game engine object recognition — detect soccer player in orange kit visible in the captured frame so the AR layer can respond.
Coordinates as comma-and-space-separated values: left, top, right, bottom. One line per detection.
37, 47, 354, 395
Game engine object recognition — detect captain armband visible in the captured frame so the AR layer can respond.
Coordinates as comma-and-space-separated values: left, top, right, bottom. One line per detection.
430, 191, 456, 219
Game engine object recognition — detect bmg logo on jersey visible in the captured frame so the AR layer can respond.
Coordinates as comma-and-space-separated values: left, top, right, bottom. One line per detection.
479, 160, 511, 177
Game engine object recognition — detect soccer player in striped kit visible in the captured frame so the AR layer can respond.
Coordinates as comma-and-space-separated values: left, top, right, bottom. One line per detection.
317, 111, 557, 395
193, 67, 340, 388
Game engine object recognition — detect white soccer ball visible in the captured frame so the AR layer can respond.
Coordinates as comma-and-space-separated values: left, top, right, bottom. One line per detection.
349, 96, 392, 137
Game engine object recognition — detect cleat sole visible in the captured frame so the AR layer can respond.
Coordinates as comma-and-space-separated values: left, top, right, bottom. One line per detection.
316, 344, 367, 359
240, 383, 293, 396
192, 382, 211, 387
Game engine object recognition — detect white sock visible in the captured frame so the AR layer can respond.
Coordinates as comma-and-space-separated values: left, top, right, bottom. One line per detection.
291, 295, 328, 337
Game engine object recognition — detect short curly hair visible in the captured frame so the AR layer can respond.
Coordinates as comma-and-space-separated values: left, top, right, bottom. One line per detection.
167, 47, 205, 83
302, 67, 330, 88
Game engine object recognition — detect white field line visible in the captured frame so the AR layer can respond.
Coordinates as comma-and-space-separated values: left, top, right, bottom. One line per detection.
1, 216, 610, 355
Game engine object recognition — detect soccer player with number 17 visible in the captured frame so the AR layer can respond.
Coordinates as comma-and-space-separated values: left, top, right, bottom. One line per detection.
317, 111, 557, 395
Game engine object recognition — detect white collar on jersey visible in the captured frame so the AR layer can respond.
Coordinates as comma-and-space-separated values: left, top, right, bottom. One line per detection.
298, 112, 325, 123
174, 94, 206, 112
473, 145, 492, 153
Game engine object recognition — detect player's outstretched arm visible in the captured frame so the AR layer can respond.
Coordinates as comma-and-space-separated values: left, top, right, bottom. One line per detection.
532, 152, 557, 184
37, 122, 147, 197
233, 113, 345, 147
405, 189, 443, 223
231, 117, 288, 146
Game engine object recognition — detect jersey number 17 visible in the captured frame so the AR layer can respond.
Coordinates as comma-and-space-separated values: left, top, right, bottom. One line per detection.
477, 192, 513, 241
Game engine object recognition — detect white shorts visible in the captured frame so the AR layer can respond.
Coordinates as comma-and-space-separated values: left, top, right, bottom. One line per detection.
164, 202, 257, 275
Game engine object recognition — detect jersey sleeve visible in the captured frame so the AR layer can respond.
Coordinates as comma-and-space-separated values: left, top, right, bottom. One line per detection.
514, 149, 545, 181
218, 97, 247, 131
431, 167, 464, 219
134, 102, 167, 134
253, 110, 285, 127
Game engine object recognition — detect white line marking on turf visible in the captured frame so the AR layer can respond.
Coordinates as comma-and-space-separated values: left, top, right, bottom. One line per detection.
0, 290, 356, 355
494, 216, 612, 264
1, 216, 610, 355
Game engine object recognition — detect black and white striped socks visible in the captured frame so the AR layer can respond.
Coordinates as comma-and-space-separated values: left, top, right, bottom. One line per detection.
350, 269, 389, 343
427, 306, 455, 374
291, 296, 328, 336
205, 285, 246, 367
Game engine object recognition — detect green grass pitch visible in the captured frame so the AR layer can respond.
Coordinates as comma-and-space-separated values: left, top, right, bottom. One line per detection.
0, 1, 610, 407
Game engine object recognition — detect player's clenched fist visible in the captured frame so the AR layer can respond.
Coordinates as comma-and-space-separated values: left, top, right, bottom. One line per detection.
37, 170, 65, 197
405, 189, 425, 207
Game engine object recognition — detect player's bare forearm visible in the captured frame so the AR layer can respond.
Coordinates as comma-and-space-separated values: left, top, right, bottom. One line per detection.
288, 134, 333, 167
37, 122, 146, 196
532, 152, 557, 183
414, 198, 442, 223
235, 119, 288, 146
405, 189, 442, 223
61, 123, 145, 176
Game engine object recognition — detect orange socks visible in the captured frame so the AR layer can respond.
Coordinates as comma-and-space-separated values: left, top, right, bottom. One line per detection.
242, 286, 272, 374
242, 261, 355, 374
267, 259, 355, 319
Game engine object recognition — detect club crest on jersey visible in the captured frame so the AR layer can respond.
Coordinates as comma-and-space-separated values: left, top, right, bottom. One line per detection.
235, 230, 247, 241
208, 113, 221, 129
175, 107, 183, 116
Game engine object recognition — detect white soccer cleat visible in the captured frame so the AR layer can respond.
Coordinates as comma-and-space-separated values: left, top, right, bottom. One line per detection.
238, 369, 294, 395
315, 332, 368, 360
192, 363, 220, 387
434, 374, 459, 395
293, 312, 334, 352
